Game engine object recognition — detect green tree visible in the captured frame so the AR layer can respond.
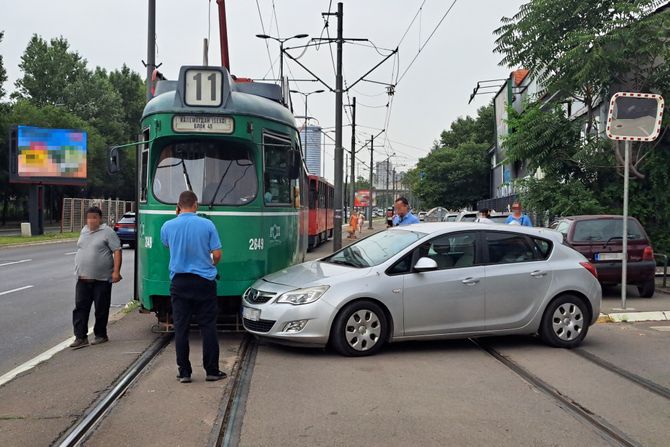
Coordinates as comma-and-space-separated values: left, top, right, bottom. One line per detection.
13, 35, 88, 105
0, 31, 7, 101
494, 1, 668, 136
409, 142, 490, 209
109, 64, 146, 141
437, 104, 495, 149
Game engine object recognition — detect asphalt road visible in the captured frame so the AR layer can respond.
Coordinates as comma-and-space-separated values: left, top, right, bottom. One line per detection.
0, 241, 135, 376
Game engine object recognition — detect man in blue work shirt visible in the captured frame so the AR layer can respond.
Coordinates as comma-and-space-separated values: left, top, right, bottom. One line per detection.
160, 190, 226, 383
392, 197, 421, 226
505, 201, 533, 227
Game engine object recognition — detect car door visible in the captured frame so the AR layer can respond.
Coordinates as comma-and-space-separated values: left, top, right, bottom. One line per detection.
483, 231, 554, 331
401, 231, 486, 336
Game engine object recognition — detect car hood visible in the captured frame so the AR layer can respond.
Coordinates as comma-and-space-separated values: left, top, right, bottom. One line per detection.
261, 260, 367, 288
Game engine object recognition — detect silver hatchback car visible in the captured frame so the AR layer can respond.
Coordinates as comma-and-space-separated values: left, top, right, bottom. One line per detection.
242, 223, 601, 356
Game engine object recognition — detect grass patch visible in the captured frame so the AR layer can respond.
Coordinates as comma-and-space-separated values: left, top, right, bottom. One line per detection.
122, 300, 140, 314
0, 231, 79, 247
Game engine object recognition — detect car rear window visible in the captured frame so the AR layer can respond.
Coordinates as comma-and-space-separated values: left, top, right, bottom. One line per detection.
118, 215, 135, 224
573, 218, 645, 242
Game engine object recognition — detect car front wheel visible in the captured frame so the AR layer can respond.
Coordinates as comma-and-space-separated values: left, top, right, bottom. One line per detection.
330, 300, 388, 356
540, 294, 590, 348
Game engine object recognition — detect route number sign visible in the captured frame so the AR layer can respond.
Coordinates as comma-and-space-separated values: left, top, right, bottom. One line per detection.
184, 69, 223, 107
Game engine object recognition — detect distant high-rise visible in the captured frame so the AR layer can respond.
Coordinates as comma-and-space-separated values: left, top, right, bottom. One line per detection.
374, 159, 393, 190
300, 125, 322, 176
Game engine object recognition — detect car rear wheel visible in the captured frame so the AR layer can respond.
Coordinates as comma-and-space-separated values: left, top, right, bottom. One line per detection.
331, 300, 388, 357
637, 279, 655, 298
540, 294, 590, 348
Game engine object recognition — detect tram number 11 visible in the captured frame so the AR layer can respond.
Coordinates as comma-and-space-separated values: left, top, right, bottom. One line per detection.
249, 238, 264, 251
184, 69, 222, 107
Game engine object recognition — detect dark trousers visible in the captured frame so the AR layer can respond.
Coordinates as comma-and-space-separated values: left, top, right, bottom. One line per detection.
73, 280, 112, 339
170, 273, 220, 377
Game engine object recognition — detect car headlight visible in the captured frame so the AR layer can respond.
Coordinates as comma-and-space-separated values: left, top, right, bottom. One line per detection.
275, 285, 330, 305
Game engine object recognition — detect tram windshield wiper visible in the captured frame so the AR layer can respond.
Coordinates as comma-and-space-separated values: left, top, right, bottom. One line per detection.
208, 160, 235, 209
179, 157, 193, 192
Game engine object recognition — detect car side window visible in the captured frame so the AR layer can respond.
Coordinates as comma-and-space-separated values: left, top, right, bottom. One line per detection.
486, 232, 536, 264
531, 237, 552, 260
421, 232, 478, 270
387, 252, 414, 275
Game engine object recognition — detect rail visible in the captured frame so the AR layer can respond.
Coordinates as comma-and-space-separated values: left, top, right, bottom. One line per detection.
655, 253, 668, 287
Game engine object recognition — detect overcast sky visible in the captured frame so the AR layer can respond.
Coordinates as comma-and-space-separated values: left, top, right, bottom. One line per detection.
1, 0, 525, 182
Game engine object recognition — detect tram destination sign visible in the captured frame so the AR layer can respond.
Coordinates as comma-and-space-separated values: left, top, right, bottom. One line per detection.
172, 115, 234, 134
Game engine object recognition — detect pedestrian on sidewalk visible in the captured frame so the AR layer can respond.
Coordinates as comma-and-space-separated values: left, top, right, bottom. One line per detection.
506, 201, 533, 227
392, 197, 420, 226
347, 209, 359, 239
475, 208, 494, 224
160, 191, 227, 384
70, 206, 123, 350
358, 210, 365, 235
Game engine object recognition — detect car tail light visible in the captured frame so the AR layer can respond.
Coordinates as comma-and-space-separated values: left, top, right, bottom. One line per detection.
580, 261, 598, 279
114, 223, 120, 231
643, 246, 654, 261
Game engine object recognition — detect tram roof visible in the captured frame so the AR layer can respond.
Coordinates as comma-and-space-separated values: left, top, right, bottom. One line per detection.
142, 66, 298, 129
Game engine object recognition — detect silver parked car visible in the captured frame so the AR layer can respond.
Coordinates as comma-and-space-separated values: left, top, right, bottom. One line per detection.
242, 223, 601, 356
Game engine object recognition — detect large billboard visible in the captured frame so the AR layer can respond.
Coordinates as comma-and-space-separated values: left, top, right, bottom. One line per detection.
9, 125, 87, 185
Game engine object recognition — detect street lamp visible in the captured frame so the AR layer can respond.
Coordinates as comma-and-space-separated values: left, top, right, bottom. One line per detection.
255, 33, 308, 101
289, 89, 325, 132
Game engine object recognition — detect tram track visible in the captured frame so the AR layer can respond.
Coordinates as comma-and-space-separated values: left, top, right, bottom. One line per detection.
211, 335, 258, 447
470, 339, 642, 447
53, 334, 173, 447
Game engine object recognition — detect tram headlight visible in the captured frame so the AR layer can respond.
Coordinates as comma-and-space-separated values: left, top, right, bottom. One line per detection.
275, 286, 329, 305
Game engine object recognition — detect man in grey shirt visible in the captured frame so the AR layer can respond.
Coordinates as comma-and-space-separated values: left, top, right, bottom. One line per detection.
70, 206, 123, 349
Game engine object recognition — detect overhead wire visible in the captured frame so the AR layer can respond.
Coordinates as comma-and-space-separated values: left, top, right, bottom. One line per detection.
255, 0, 276, 79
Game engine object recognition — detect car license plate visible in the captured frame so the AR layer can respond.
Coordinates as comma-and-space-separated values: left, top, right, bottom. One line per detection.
595, 252, 624, 261
242, 306, 261, 321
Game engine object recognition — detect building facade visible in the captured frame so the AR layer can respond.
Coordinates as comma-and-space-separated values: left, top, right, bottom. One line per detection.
300, 125, 322, 176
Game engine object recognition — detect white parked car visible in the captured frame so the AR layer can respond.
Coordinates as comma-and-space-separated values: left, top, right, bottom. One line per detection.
242, 223, 601, 356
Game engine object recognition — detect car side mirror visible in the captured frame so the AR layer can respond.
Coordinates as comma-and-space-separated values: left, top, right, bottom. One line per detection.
108, 146, 121, 174
414, 257, 438, 272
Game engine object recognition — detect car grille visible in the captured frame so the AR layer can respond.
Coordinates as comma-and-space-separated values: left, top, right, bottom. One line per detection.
243, 318, 276, 333
243, 288, 276, 304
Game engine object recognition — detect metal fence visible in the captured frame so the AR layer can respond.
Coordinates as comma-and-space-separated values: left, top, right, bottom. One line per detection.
61, 198, 135, 233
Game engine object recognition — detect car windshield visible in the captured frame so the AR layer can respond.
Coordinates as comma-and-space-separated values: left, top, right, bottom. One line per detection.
489, 215, 508, 223
573, 218, 644, 242
322, 229, 426, 268
460, 215, 477, 222
153, 139, 257, 205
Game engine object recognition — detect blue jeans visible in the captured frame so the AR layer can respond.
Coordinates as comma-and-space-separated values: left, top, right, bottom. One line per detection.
170, 273, 220, 377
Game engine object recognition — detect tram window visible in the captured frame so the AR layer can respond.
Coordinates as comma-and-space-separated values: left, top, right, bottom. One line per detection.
309, 179, 317, 209
153, 139, 257, 206
263, 134, 292, 205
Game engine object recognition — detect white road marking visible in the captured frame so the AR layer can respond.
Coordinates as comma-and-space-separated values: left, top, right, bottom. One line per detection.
65, 252, 77, 255
649, 326, 670, 332
0, 259, 32, 267
0, 285, 34, 296
0, 325, 94, 387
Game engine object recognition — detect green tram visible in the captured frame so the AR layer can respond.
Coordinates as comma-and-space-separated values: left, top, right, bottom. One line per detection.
113, 66, 309, 326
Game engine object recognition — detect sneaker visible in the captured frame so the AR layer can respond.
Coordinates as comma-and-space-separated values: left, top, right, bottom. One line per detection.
90, 336, 109, 345
69, 337, 89, 350
206, 371, 228, 382
176, 374, 192, 383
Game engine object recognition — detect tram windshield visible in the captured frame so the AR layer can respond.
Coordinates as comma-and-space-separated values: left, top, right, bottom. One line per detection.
153, 139, 257, 205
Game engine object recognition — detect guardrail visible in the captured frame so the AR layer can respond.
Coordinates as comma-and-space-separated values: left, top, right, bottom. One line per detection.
655, 253, 668, 287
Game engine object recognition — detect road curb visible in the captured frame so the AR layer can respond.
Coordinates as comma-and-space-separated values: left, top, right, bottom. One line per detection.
598, 310, 670, 323
0, 238, 78, 249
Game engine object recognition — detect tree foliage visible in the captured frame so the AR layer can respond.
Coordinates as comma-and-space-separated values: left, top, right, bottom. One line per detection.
0, 31, 7, 101
436, 104, 495, 150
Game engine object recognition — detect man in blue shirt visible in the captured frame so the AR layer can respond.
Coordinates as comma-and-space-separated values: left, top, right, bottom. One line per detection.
160, 190, 226, 383
505, 201, 533, 227
392, 197, 421, 226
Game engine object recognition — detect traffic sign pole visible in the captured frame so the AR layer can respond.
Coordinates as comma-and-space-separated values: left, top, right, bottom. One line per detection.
622, 140, 630, 310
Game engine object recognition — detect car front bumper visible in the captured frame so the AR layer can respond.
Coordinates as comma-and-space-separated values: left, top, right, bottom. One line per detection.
241, 287, 337, 347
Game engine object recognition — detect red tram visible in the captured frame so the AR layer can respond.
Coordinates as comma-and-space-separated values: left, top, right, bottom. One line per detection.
308, 174, 334, 249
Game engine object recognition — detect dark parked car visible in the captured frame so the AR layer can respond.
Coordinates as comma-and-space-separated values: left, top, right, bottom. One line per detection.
551, 215, 655, 297
113, 212, 136, 248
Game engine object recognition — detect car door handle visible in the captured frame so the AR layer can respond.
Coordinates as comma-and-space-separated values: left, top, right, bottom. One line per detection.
530, 270, 547, 278
461, 277, 480, 285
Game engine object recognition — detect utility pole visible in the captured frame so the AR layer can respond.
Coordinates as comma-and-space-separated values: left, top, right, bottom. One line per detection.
344, 154, 348, 223
146, 0, 156, 101
332, 2, 344, 250
385, 162, 390, 209
392, 168, 397, 203
368, 134, 375, 229
349, 97, 356, 222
